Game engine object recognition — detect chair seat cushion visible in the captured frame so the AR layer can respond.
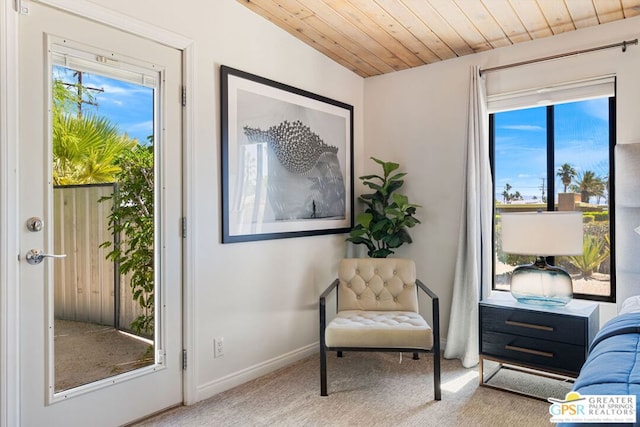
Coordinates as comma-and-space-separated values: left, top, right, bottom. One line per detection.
325, 310, 433, 349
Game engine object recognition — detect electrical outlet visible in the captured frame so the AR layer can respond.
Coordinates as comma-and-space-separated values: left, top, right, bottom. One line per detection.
214, 337, 224, 358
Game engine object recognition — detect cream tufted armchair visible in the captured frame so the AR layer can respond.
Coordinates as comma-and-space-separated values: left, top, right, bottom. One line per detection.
319, 258, 441, 400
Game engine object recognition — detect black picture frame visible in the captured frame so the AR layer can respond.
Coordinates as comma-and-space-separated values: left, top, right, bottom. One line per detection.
220, 65, 354, 243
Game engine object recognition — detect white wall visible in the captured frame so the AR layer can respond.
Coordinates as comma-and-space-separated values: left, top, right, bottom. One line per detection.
364, 16, 640, 336
85, 0, 365, 401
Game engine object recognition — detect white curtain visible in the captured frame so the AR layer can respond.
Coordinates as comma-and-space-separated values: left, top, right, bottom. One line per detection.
444, 66, 493, 368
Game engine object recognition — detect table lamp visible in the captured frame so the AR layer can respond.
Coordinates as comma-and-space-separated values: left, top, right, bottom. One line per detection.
500, 211, 583, 306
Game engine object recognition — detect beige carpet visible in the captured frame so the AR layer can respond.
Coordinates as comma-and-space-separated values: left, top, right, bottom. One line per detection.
133, 351, 568, 427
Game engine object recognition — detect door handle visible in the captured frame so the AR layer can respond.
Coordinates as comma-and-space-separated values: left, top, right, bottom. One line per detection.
25, 249, 67, 265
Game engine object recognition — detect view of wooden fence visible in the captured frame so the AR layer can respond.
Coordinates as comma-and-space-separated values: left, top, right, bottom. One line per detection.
53, 184, 143, 332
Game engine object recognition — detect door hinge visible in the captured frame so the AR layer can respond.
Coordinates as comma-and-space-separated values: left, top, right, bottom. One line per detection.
182, 349, 187, 370
181, 87, 187, 107
181, 217, 187, 238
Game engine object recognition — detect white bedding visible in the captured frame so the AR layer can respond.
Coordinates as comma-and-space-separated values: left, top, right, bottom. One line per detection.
619, 295, 640, 314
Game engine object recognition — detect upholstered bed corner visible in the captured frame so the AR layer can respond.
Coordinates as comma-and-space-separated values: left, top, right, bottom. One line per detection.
614, 143, 640, 309
559, 143, 640, 427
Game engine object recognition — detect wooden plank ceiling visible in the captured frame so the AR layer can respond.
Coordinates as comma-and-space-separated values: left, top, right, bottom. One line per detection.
238, 0, 640, 77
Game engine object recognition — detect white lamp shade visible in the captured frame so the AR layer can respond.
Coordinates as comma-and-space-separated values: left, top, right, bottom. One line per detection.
501, 211, 583, 256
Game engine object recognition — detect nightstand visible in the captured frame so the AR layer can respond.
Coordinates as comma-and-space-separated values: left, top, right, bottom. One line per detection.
479, 296, 599, 397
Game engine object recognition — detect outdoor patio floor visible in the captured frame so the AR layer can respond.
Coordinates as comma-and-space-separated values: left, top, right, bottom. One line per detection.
54, 319, 153, 392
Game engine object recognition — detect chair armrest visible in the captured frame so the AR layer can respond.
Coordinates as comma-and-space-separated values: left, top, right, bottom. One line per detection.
416, 279, 440, 353
319, 279, 339, 350
416, 279, 438, 301
320, 278, 340, 306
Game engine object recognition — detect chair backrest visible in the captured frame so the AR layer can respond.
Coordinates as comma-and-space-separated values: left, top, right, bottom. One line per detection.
337, 258, 418, 312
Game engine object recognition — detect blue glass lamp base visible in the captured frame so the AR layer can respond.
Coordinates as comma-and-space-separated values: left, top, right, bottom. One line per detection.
510, 257, 573, 307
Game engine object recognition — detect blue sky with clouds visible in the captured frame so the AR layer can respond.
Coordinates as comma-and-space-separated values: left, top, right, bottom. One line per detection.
54, 66, 154, 143
494, 97, 610, 203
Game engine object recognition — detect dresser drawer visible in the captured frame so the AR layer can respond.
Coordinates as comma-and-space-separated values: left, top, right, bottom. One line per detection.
481, 305, 586, 346
481, 330, 585, 375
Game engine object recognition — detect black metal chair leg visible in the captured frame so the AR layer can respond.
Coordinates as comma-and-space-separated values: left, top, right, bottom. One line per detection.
433, 350, 441, 400
320, 345, 327, 396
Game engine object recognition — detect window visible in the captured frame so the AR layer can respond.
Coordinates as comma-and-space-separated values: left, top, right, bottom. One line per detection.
490, 86, 615, 302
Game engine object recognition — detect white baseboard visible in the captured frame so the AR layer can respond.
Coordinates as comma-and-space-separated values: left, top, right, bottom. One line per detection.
195, 343, 317, 402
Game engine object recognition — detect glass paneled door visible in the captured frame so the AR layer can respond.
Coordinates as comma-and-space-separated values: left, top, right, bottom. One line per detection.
19, 3, 183, 425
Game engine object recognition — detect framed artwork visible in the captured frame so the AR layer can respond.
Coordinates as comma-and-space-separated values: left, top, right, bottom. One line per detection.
220, 65, 354, 243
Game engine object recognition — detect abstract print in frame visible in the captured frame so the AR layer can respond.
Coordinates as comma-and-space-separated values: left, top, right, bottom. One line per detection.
221, 65, 353, 243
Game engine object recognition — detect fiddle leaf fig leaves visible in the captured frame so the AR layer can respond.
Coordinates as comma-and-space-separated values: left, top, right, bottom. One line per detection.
346, 157, 421, 258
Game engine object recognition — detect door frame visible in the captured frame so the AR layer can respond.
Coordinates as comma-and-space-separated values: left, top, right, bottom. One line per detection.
1, 1, 20, 425
0, 1, 196, 425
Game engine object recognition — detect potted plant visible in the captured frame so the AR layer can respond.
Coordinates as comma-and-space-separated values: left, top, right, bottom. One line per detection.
347, 157, 421, 258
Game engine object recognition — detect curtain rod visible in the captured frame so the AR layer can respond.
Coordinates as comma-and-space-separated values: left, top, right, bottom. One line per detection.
479, 38, 638, 75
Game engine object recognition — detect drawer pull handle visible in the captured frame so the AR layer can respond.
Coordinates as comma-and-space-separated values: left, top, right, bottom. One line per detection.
505, 344, 554, 358
505, 320, 554, 332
